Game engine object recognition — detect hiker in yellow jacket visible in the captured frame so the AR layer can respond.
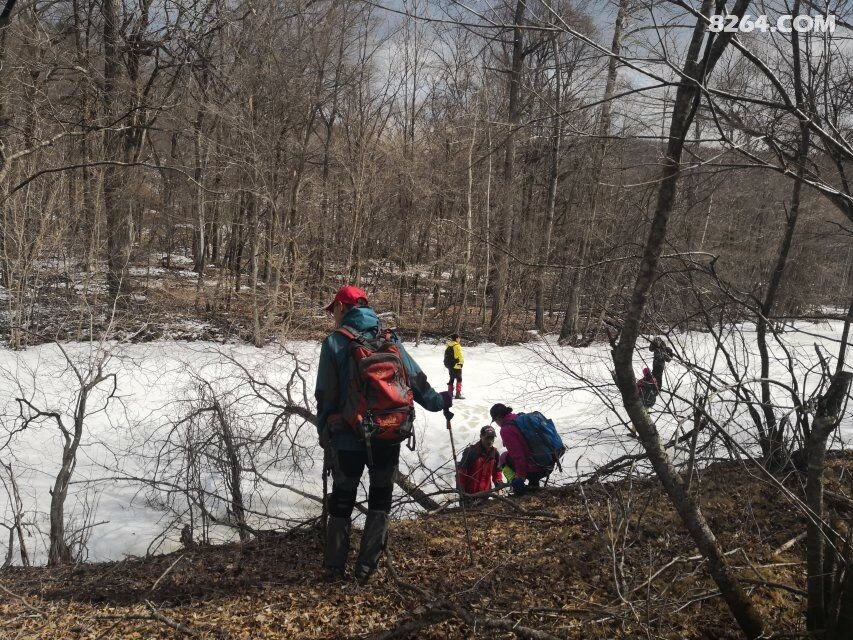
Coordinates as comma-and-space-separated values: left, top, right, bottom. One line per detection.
443, 334, 465, 399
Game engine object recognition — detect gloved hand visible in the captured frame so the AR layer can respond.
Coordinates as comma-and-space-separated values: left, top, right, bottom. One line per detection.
318, 424, 331, 450
439, 391, 453, 409
511, 478, 527, 495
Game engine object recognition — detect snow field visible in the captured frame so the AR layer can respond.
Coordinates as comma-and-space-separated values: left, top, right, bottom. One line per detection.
0, 318, 850, 563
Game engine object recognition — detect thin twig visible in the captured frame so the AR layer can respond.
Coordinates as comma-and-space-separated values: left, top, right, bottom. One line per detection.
0, 582, 45, 616
383, 545, 562, 640
144, 600, 201, 637
149, 554, 185, 593
773, 532, 806, 556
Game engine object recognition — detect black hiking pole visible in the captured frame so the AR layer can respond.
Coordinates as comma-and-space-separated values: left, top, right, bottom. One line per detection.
445, 408, 473, 564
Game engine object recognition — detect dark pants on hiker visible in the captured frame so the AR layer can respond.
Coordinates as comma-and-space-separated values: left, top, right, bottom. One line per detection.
526, 469, 551, 489
328, 443, 400, 517
447, 368, 462, 387
325, 443, 400, 580
503, 454, 552, 490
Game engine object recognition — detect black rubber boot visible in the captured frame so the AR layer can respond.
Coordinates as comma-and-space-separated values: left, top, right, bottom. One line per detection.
323, 515, 351, 580
354, 510, 389, 585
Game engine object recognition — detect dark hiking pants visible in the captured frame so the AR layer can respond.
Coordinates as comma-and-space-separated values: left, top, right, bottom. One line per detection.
329, 444, 400, 518
526, 469, 551, 488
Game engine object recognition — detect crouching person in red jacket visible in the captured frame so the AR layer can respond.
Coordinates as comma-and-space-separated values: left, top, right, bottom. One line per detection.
457, 426, 504, 503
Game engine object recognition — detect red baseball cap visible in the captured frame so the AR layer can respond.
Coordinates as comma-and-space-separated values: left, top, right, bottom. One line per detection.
324, 285, 369, 312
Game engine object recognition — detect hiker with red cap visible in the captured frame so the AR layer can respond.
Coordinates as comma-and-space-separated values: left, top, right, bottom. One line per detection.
456, 425, 504, 499
316, 285, 452, 583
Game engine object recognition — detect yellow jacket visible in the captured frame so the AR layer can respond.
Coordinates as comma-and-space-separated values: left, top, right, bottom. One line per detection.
447, 340, 464, 369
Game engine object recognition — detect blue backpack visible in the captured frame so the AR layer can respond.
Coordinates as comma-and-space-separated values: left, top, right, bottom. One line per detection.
513, 412, 566, 472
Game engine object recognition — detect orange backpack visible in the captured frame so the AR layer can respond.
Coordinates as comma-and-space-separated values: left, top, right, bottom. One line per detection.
336, 326, 415, 444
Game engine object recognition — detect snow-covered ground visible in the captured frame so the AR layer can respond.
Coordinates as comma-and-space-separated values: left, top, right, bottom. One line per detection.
0, 318, 851, 564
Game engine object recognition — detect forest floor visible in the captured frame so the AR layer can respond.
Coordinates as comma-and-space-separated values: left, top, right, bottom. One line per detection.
0, 255, 567, 347
2, 453, 852, 639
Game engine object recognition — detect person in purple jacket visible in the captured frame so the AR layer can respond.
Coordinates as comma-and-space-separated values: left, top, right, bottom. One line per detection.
489, 403, 554, 495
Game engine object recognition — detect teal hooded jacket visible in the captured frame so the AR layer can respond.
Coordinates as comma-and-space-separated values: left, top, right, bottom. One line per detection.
314, 305, 446, 451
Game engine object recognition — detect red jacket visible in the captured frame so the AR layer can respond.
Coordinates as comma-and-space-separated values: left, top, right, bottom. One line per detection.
457, 442, 502, 494
636, 372, 658, 393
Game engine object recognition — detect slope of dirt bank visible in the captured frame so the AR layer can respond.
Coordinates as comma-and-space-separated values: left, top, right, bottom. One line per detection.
2, 453, 852, 639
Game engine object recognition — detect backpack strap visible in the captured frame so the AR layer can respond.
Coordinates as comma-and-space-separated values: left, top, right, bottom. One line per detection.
459, 443, 477, 471
336, 325, 359, 340
336, 325, 372, 348
337, 325, 389, 346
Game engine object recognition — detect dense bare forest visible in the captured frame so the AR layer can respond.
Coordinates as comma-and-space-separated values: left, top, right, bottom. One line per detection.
0, 0, 848, 348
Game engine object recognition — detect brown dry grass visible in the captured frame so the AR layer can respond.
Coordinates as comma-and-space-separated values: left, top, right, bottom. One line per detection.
3, 453, 851, 639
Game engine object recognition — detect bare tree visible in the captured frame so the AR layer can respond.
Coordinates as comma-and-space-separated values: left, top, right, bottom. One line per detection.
489, 0, 526, 344
609, 0, 768, 635
16, 341, 117, 565
0, 460, 29, 567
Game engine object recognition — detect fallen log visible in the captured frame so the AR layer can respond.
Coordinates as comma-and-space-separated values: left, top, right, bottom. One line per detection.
395, 471, 441, 511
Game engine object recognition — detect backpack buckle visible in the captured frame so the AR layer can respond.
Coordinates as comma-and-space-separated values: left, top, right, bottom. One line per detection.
361, 412, 379, 439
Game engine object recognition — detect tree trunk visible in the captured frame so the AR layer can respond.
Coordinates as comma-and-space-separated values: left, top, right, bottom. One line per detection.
755, 5, 810, 470
395, 471, 440, 511
317, 104, 338, 299
48, 389, 89, 566
192, 102, 207, 274
535, 38, 561, 333
559, 272, 580, 343
248, 195, 262, 346
102, 0, 131, 298
489, 0, 525, 344
805, 371, 853, 630
481, 125, 492, 327
1, 461, 29, 566
611, 1, 764, 636
596, 0, 627, 159
455, 108, 477, 333
214, 400, 248, 542
48, 448, 75, 565
559, 1, 626, 343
